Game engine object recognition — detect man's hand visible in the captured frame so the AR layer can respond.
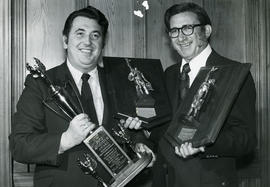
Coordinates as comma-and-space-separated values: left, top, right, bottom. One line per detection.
135, 143, 156, 167
59, 114, 95, 153
124, 117, 142, 130
175, 142, 205, 158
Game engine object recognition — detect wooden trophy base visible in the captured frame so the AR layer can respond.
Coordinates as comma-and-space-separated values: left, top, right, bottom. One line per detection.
111, 153, 152, 187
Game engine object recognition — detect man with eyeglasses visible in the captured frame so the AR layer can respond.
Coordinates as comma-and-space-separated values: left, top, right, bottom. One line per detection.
10, 6, 153, 187
151, 2, 257, 187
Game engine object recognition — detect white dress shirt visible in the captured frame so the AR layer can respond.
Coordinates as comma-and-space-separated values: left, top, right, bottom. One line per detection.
181, 44, 212, 87
67, 60, 104, 125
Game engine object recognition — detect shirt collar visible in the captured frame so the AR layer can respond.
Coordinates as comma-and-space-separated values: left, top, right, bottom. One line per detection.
67, 59, 98, 85
181, 44, 212, 72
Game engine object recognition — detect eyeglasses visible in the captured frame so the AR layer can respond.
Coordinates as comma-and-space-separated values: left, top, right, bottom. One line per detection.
168, 24, 203, 38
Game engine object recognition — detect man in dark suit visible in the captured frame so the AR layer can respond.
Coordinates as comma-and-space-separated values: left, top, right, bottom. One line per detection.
9, 6, 151, 187
151, 3, 257, 187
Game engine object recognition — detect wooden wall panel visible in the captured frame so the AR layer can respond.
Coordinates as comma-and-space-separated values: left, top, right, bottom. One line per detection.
12, 1, 31, 186
255, 0, 270, 186
76, 0, 88, 10
88, 0, 134, 58
204, 0, 246, 62
26, 0, 75, 70
0, 0, 12, 186
132, 0, 146, 58
146, 0, 178, 69
12, 0, 26, 111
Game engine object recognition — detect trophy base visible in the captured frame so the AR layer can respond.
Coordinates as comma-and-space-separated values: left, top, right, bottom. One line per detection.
176, 115, 200, 142
165, 115, 201, 147
111, 153, 152, 187
136, 94, 155, 107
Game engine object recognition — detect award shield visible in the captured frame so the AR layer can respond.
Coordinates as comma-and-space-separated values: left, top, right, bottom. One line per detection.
26, 58, 152, 187
103, 57, 171, 129
165, 63, 252, 147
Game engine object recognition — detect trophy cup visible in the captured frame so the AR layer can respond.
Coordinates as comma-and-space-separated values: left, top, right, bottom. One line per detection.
26, 58, 152, 187
26, 57, 81, 120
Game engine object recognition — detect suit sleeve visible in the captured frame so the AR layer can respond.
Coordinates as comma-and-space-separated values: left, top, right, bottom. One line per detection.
202, 73, 257, 157
9, 75, 63, 166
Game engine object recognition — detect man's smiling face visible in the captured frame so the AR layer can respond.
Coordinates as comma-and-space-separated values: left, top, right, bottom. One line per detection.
63, 16, 104, 72
169, 11, 210, 62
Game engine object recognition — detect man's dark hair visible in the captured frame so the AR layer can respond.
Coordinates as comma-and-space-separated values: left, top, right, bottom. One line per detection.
63, 5, 109, 38
164, 2, 212, 31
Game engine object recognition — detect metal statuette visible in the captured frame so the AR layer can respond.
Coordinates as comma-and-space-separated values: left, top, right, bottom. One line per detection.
125, 58, 153, 96
187, 66, 218, 119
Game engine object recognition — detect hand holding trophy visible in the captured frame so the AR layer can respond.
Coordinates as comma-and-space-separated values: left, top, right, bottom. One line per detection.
26, 58, 152, 187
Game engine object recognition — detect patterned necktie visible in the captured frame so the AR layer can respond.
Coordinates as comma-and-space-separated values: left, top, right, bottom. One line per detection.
179, 63, 191, 100
81, 73, 98, 124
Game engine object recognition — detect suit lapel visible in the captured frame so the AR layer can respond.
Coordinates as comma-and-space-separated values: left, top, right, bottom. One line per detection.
171, 63, 182, 113
205, 50, 225, 66
97, 66, 111, 127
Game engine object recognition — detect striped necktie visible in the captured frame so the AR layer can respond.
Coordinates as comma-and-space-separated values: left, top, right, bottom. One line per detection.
179, 63, 191, 100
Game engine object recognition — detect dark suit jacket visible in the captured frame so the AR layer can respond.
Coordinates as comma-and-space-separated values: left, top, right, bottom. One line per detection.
9, 62, 121, 187
151, 50, 257, 187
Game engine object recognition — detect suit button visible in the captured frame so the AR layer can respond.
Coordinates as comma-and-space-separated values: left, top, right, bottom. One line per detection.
221, 181, 226, 186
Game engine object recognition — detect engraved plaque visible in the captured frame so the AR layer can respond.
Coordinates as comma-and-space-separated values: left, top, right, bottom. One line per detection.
83, 126, 152, 187
84, 126, 131, 176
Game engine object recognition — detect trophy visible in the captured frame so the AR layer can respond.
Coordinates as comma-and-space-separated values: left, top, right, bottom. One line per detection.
176, 67, 218, 142
125, 58, 156, 119
26, 57, 81, 120
26, 58, 152, 187
103, 57, 171, 129
165, 64, 252, 147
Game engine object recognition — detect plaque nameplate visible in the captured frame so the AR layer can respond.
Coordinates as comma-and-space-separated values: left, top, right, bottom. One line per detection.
84, 126, 131, 177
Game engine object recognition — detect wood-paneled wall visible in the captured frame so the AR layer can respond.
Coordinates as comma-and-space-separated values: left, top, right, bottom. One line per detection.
0, 0, 12, 187
2, 0, 269, 187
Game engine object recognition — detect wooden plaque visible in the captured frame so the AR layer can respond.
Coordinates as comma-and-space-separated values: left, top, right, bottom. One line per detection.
165, 63, 251, 147
103, 56, 171, 129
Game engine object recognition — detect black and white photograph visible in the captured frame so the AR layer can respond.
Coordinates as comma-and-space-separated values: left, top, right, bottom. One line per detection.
0, 0, 269, 187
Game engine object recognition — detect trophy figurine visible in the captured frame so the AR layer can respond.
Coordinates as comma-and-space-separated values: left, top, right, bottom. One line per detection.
186, 67, 218, 120
77, 153, 108, 187
112, 119, 142, 159
125, 58, 156, 118
176, 67, 218, 143
27, 57, 152, 187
